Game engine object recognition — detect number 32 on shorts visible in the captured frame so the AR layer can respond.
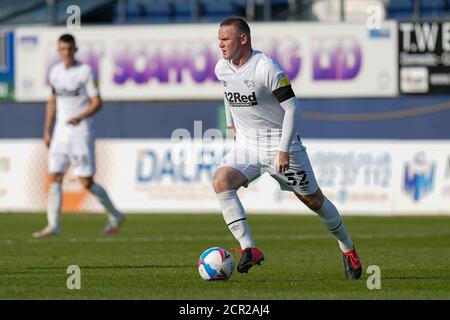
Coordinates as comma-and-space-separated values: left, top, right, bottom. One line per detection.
284, 170, 309, 187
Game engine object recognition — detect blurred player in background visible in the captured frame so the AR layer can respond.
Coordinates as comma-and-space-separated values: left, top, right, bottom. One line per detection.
32, 34, 124, 238
213, 18, 362, 279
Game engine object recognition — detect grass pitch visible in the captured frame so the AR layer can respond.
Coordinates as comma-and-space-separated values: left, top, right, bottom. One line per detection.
0, 213, 449, 299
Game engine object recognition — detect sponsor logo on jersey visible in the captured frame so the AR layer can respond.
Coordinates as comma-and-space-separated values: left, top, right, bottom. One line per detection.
55, 88, 81, 97
403, 152, 435, 202
224, 91, 258, 107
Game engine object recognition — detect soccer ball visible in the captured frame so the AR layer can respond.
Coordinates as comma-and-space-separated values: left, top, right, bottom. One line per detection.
197, 247, 234, 281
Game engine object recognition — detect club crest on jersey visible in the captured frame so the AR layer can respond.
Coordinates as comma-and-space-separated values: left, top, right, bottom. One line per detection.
244, 80, 255, 88
224, 91, 258, 107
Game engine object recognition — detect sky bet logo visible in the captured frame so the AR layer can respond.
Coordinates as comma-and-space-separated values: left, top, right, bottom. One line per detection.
224, 91, 258, 107
404, 152, 435, 202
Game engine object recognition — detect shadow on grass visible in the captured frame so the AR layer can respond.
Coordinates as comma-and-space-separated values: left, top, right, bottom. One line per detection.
382, 276, 450, 281
234, 275, 450, 283
2, 264, 194, 274
39, 264, 193, 270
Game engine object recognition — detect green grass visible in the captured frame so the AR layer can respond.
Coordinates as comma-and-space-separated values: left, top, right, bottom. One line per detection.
0, 213, 449, 299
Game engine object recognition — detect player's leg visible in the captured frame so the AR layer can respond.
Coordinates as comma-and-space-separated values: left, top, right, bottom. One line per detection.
213, 146, 264, 273
268, 147, 362, 279
294, 189, 361, 279
78, 176, 124, 235
32, 148, 68, 238
213, 166, 254, 249
72, 135, 124, 235
296, 189, 355, 254
32, 173, 64, 238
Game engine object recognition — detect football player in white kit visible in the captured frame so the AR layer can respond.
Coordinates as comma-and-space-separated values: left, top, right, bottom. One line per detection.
213, 18, 362, 279
32, 34, 124, 238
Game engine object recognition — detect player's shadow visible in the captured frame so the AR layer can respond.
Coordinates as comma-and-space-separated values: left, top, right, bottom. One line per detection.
234, 278, 307, 284
20, 264, 194, 272
84, 264, 194, 270
382, 275, 450, 281
238, 275, 450, 283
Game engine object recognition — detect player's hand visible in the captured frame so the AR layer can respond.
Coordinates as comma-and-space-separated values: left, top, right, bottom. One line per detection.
228, 127, 237, 140
43, 131, 51, 148
67, 117, 82, 126
275, 151, 289, 173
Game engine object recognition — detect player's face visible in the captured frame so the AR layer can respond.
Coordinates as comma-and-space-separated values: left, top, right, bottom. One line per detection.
58, 41, 76, 64
218, 25, 243, 60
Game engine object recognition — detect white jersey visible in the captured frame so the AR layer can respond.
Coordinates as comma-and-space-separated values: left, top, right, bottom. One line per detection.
49, 61, 99, 139
215, 50, 302, 152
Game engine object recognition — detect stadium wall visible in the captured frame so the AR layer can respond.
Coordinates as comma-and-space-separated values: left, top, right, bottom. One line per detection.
1, 95, 450, 139
1, 96, 449, 215
2, 21, 450, 215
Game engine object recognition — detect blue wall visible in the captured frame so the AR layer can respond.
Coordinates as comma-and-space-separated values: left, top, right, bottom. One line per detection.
299, 96, 450, 139
1, 96, 450, 139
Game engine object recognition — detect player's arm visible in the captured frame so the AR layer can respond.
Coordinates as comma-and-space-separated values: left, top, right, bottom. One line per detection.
267, 62, 300, 173
215, 62, 236, 139
274, 85, 300, 152
44, 92, 56, 148
67, 95, 102, 125
67, 69, 102, 125
275, 90, 300, 173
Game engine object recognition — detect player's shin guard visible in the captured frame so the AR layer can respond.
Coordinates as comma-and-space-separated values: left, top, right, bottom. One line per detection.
89, 183, 123, 225
315, 197, 354, 253
47, 182, 62, 231
217, 190, 255, 250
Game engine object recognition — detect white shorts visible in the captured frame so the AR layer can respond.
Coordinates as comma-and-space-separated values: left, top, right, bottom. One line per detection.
48, 134, 96, 177
218, 144, 319, 195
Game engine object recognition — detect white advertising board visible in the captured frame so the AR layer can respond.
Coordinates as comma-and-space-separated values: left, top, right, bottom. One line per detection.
14, 22, 398, 101
0, 139, 448, 215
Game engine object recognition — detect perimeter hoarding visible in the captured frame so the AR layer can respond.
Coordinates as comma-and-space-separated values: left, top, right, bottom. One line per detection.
0, 31, 14, 101
0, 139, 448, 215
14, 22, 398, 101
399, 21, 450, 94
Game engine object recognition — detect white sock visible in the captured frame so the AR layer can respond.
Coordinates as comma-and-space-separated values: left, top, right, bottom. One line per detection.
217, 190, 255, 250
315, 197, 354, 253
47, 182, 62, 231
89, 183, 122, 225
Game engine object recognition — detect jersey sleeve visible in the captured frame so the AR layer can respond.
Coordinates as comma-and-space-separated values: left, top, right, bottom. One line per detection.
264, 59, 300, 152
48, 67, 56, 97
85, 67, 100, 97
215, 61, 234, 128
